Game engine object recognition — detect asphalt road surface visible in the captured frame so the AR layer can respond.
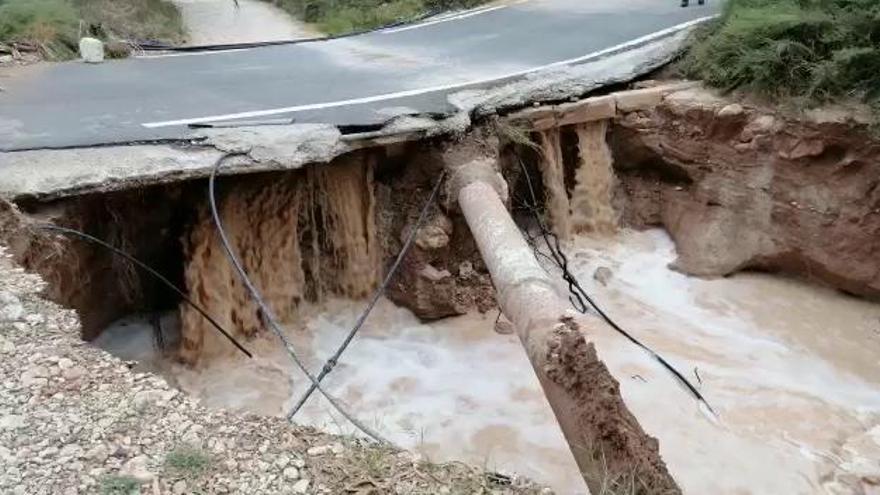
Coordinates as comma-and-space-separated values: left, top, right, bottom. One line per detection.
0, 0, 718, 151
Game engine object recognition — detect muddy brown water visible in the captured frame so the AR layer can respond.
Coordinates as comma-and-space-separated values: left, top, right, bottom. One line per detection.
96, 229, 880, 494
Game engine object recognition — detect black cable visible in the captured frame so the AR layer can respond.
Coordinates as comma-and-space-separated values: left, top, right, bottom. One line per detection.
516, 159, 716, 416
34, 224, 253, 358
208, 161, 391, 445
289, 170, 446, 418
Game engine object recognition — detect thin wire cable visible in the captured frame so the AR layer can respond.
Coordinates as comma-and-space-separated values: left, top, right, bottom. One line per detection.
517, 159, 716, 415
289, 170, 447, 418
208, 162, 391, 445
35, 224, 252, 358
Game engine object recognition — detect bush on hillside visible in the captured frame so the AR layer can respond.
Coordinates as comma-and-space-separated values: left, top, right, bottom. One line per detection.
0, 0, 79, 58
680, 0, 880, 108
0, 0, 183, 60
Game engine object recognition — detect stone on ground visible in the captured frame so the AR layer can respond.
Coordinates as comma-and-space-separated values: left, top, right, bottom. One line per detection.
78, 38, 105, 63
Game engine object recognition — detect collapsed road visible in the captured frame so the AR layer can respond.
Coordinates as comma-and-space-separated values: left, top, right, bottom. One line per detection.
2, 51, 880, 495
0, 0, 717, 151
8, 1, 877, 494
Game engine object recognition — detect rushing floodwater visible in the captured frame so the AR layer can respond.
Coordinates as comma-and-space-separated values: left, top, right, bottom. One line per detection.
97, 229, 880, 494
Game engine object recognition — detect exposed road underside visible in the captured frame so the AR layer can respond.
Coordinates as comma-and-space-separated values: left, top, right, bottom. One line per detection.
0, 0, 717, 151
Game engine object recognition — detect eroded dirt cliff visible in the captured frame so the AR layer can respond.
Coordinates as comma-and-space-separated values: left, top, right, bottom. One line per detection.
612, 88, 880, 299
378, 143, 497, 320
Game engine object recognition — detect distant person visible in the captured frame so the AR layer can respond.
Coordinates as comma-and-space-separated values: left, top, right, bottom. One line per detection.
681, 0, 705, 6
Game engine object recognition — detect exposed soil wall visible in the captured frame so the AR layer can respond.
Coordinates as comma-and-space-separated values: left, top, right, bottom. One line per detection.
0, 184, 195, 340
380, 140, 498, 321
0, 243, 546, 495
610, 88, 880, 299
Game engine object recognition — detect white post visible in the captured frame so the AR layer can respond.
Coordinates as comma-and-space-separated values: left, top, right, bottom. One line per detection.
79, 38, 105, 64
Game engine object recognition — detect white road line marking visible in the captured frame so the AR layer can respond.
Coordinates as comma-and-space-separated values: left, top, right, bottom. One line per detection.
141, 16, 715, 129
380, 4, 511, 34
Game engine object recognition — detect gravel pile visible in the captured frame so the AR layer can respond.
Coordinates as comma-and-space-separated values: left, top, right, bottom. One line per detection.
0, 245, 547, 495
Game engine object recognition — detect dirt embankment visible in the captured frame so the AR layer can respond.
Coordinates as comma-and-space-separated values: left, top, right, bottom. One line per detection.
380, 143, 497, 321
612, 88, 880, 299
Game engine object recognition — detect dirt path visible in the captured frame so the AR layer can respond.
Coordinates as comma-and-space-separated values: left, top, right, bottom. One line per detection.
171, 0, 317, 46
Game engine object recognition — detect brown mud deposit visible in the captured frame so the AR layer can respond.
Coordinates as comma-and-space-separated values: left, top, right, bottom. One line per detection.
455, 170, 677, 494
611, 88, 880, 299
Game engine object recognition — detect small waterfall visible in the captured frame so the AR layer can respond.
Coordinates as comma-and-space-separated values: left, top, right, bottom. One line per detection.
305, 156, 380, 300
537, 121, 618, 240
537, 129, 572, 240
179, 157, 379, 364
571, 121, 618, 235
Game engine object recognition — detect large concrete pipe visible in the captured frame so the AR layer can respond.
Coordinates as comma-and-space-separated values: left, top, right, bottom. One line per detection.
452, 159, 680, 495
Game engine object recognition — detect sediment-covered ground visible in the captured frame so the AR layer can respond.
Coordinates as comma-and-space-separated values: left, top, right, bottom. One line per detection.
0, 246, 546, 494
171, 0, 315, 45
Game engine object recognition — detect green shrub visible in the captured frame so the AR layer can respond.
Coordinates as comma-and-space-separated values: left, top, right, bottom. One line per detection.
0, 0, 184, 60
165, 445, 213, 478
99, 474, 141, 495
680, 0, 880, 108
0, 0, 78, 57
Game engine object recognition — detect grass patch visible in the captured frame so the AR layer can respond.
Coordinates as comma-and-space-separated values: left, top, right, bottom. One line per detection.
0, 0, 184, 59
0, 0, 79, 58
165, 445, 213, 478
99, 474, 141, 495
263, 0, 491, 35
679, 0, 880, 111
